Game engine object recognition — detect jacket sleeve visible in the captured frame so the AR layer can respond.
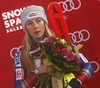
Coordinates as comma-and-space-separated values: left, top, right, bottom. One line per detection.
14, 50, 38, 88
76, 52, 94, 85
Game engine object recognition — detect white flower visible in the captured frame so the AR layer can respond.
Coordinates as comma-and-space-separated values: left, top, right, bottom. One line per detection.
63, 55, 67, 58
60, 39, 66, 44
39, 41, 45, 43
53, 42, 56, 44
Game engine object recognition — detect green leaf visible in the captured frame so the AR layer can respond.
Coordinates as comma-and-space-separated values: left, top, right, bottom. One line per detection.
69, 67, 79, 72
43, 58, 52, 66
43, 59, 62, 71
69, 64, 74, 67
52, 63, 62, 71
63, 61, 69, 68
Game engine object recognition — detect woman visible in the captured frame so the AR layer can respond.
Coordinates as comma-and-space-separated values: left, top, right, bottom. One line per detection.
14, 5, 94, 88
14, 5, 56, 88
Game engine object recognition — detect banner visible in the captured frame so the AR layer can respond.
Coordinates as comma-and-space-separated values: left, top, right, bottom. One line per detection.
0, 0, 100, 88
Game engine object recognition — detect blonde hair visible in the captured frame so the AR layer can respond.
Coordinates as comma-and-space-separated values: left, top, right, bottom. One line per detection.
22, 23, 56, 74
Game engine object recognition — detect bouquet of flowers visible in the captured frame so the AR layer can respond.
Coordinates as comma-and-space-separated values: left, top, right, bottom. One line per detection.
35, 37, 81, 88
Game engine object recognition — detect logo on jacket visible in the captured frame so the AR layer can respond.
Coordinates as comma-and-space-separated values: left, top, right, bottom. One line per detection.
16, 68, 24, 80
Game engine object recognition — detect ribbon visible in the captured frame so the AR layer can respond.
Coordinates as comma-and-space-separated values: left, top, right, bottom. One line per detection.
51, 71, 64, 88
74, 44, 83, 58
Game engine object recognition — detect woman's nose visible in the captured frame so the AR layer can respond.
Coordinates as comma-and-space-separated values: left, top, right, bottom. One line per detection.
33, 22, 38, 29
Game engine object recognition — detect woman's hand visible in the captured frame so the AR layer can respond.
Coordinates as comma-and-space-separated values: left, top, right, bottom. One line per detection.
37, 65, 55, 74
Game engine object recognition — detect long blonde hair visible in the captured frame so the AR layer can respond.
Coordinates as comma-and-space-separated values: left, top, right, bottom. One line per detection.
22, 23, 56, 74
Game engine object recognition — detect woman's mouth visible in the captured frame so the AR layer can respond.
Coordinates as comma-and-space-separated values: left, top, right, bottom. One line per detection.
34, 31, 40, 34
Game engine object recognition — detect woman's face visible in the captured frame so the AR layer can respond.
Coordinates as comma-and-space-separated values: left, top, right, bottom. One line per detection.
26, 18, 45, 40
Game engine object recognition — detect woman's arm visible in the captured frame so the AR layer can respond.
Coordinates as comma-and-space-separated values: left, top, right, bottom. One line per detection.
76, 52, 94, 85
66, 44, 94, 88
14, 50, 38, 88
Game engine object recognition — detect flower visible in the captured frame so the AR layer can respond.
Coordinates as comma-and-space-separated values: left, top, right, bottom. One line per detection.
35, 37, 81, 88
61, 48, 68, 56
45, 37, 54, 43
45, 38, 50, 43
67, 52, 74, 62
60, 39, 66, 44
37, 37, 80, 72
56, 43, 63, 50
75, 56, 79, 64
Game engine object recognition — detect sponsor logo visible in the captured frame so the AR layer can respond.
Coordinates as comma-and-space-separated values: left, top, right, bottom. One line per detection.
16, 68, 24, 80
10, 46, 23, 59
69, 29, 90, 43
56, 18, 63, 33
2, 7, 26, 33
90, 61, 99, 73
58, 0, 81, 13
79, 53, 89, 63
27, 12, 38, 18
14, 51, 22, 67
52, 5, 59, 15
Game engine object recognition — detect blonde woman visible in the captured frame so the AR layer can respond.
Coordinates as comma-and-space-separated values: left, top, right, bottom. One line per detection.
14, 5, 56, 88
14, 5, 94, 88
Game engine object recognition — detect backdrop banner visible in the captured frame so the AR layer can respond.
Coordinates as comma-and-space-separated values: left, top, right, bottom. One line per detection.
0, 0, 100, 88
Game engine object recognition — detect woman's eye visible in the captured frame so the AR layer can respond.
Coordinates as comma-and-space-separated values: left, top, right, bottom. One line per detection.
28, 23, 32, 25
37, 19, 41, 23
